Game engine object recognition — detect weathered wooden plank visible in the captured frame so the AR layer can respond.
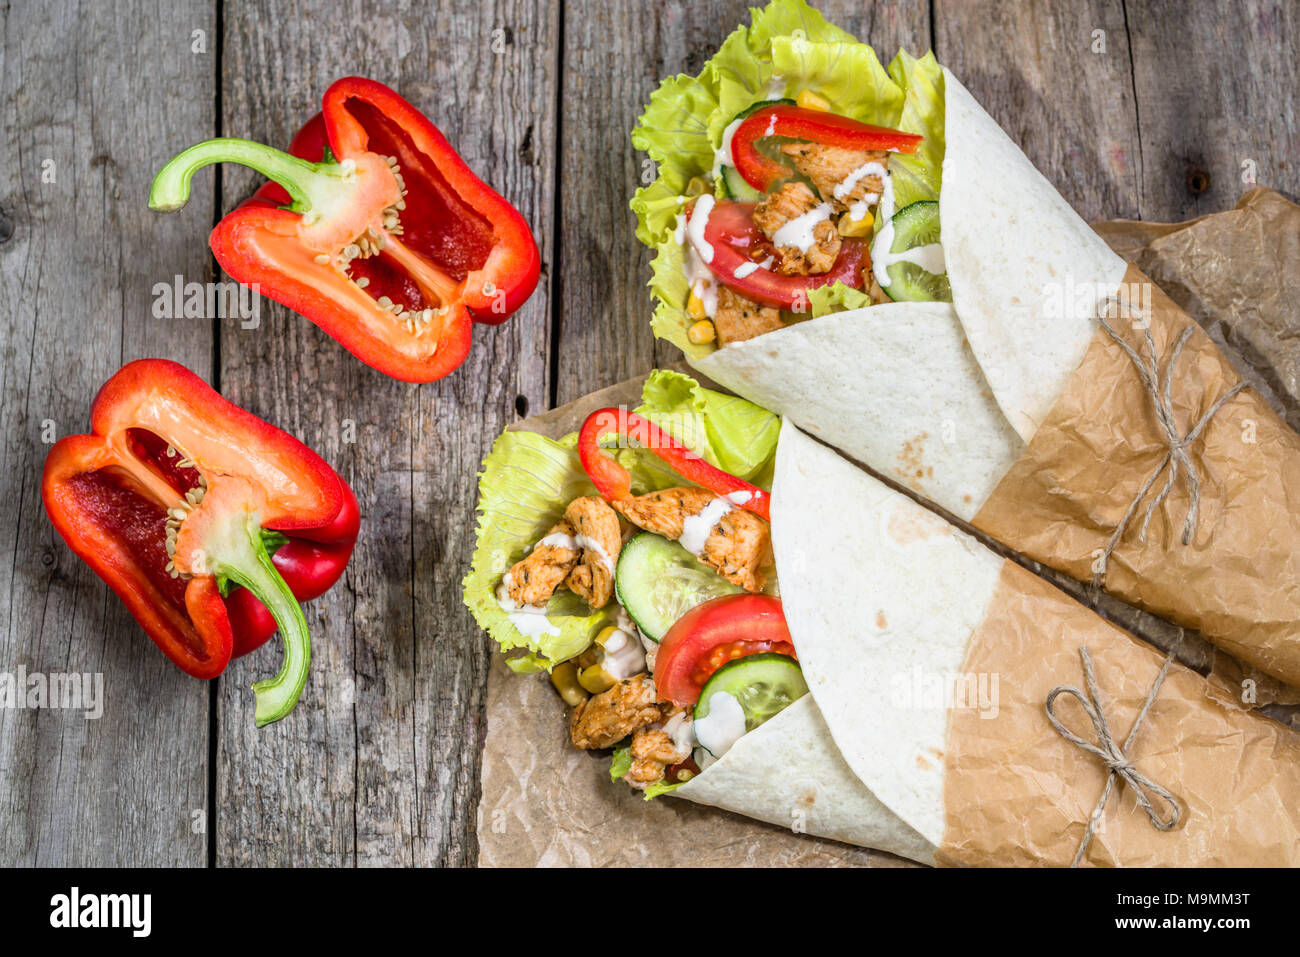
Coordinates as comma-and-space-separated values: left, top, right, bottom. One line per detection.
936, 0, 1142, 221
0, 0, 216, 865
1124, 0, 1299, 218
556, 0, 931, 405
215, 0, 556, 866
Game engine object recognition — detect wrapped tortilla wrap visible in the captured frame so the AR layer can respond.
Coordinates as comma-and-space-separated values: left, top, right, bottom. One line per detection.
772, 418, 1300, 866
464, 373, 931, 863
634, 1, 1300, 687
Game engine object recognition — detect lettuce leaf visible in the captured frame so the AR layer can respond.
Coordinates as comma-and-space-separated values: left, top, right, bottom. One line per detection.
887, 49, 946, 209
629, 0, 947, 353
636, 369, 780, 482
463, 375, 779, 669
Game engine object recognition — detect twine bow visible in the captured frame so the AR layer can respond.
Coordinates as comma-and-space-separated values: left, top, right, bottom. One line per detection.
1045, 646, 1182, 867
1091, 314, 1245, 589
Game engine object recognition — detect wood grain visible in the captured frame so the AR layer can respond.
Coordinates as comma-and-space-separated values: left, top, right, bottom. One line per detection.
0, 0, 216, 865
213, 0, 556, 867
1, 0, 1296, 867
936, 0, 1142, 221
1124, 0, 1300, 218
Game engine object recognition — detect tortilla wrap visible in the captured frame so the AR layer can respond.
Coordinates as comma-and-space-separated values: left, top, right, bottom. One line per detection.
773, 418, 1300, 865
684, 62, 1300, 689
480, 373, 932, 864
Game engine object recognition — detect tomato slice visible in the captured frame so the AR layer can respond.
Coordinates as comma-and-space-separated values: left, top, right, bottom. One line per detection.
654, 593, 794, 706
687, 199, 867, 311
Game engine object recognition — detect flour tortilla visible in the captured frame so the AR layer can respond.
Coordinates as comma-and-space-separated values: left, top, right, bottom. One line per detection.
770, 418, 1001, 844
939, 68, 1128, 442
688, 66, 1129, 509
692, 302, 1023, 521
676, 693, 933, 863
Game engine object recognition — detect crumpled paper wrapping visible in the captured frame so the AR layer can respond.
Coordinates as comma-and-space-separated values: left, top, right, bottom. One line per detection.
939, 561, 1300, 867
972, 260, 1300, 687
475, 190, 1300, 867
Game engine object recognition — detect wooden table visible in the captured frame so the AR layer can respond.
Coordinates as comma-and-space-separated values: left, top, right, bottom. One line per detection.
1, 0, 1295, 867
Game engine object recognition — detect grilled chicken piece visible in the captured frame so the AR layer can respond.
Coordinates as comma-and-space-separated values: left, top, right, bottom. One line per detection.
752, 181, 840, 275
713, 286, 785, 346
570, 674, 662, 750
781, 143, 890, 216
562, 496, 622, 609
501, 518, 579, 607
613, 486, 770, 592
626, 722, 692, 790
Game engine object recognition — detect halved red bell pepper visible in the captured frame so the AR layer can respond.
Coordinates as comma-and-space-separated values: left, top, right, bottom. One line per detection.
687, 199, 868, 310
148, 77, 540, 383
41, 359, 357, 726
731, 104, 922, 192
576, 408, 770, 522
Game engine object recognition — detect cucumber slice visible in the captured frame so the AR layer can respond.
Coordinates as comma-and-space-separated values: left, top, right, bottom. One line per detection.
719, 164, 764, 203
880, 200, 953, 303
615, 532, 743, 641
694, 653, 808, 731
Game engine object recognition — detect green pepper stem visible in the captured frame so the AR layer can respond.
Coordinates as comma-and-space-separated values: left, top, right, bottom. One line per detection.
149, 137, 356, 215
209, 514, 312, 727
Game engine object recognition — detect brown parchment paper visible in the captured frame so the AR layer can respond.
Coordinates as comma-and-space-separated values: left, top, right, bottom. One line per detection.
972, 257, 1300, 688
476, 375, 905, 867
939, 561, 1300, 867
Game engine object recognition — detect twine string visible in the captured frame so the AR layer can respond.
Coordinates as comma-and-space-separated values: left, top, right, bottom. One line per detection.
1044, 646, 1183, 868
1091, 314, 1245, 590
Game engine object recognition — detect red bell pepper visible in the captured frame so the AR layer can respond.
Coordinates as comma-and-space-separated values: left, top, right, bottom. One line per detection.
687, 199, 868, 310
576, 408, 770, 522
731, 104, 922, 192
148, 77, 540, 383
41, 359, 357, 726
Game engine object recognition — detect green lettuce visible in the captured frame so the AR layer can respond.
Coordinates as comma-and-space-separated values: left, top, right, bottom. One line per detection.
463, 374, 779, 670
629, 0, 947, 353
887, 49, 946, 209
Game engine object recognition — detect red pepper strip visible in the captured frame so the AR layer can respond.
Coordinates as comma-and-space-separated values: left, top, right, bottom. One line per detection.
41, 360, 355, 726
576, 408, 770, 523
731, 104, 922, 192
149, 77, 540, 382
687, 199, 868, 311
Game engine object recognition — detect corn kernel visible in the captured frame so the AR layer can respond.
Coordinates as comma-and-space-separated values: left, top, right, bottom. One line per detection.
688, 319, 717, 345
685, 176, 711, 197
686, 291, 708, 320
796, 89, 831, 112
837, 211, 874, 237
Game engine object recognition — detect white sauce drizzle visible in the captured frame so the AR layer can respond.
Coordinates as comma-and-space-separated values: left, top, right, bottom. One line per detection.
771, 202, 834, 254
496, 574, 560, 640
678, 212, 718, 318
679, 496, 735, 557
711, 116, 746, 179
575, 533, 615, 577
694, 692, 747, 759
725, 489, 754, 505
869, 170, 946, 289
685, 194, 716, 264
661, 711, 697, 758
535, 532, 577, 552
732, 255, 774, 280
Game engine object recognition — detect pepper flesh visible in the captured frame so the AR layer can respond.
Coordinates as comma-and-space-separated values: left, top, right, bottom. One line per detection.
41, 359, 354, 726
730, 104, 922, 192
687, 199, 868, 310
576, 408, 770, 522
149, 77, 540, 382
